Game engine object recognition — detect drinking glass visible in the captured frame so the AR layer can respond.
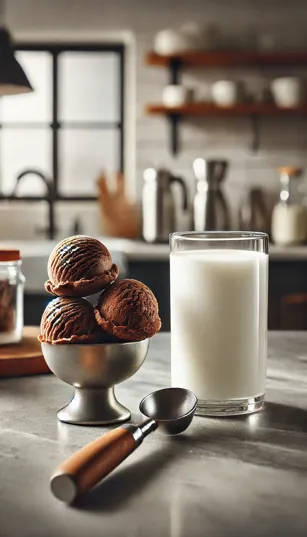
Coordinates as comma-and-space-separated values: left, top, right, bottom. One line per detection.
170, 231, 268, 416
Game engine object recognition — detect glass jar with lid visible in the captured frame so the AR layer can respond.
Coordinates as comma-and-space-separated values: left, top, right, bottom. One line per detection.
271, 167, 307, 246
0, 250, 25, 344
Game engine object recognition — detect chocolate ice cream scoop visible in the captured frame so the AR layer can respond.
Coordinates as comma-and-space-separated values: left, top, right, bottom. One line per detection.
39, 297, 102, 344
45, 236, 118, 297
94, 279, 161, 342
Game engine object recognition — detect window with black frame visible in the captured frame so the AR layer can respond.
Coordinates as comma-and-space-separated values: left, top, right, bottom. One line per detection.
0, 43, 124, 200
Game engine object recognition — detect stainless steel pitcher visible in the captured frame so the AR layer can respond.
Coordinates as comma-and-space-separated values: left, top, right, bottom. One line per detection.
142, 168, 188, 243
193, 159, 230, 231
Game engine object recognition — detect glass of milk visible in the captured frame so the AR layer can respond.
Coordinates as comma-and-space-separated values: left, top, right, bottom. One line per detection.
170, 232, 268, 416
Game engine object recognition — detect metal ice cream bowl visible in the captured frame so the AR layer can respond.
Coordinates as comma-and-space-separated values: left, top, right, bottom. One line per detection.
41, 339, 149, 425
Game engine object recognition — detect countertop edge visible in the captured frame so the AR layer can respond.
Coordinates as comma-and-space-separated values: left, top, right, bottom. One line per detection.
0, 238, 307, 262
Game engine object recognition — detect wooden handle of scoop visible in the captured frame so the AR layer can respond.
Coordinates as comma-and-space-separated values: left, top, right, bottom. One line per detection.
51, 427, 136, 503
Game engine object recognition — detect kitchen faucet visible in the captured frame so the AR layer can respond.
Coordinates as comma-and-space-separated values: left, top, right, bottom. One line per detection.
12, 169, 56, 240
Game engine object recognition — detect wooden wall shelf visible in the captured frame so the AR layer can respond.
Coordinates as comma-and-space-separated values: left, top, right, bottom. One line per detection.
146, 50, 307, 68
146, 103, 307, 153
146, 103, 307, 117
145, 49, 307, 154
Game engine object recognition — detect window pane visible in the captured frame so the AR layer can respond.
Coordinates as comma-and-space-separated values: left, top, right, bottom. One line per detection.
58, 129, 119, 196
0, 129, 52, 196
58, 52, 120, 122
0, 52, 52, 122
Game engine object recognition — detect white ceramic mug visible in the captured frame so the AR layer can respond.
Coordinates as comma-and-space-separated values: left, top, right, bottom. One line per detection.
162, 85, 193, 107
154, 30, 189, 55
271, 77, 304, 108
211, 80, 240, 107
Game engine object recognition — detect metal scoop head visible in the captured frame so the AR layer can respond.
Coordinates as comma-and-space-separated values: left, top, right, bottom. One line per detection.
140, 387, 198, 435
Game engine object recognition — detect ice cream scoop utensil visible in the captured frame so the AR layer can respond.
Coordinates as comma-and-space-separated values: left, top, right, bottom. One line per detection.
51, 387, 197, 503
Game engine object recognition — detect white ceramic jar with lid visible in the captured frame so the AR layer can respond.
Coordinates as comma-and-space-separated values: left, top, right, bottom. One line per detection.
271, 167, 307, 246
0, 249, 25, 344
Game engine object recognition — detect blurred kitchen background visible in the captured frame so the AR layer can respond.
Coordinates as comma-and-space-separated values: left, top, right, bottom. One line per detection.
2, 0, 307, 330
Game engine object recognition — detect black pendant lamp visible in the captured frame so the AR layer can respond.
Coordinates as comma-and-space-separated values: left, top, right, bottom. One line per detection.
0, 27, 33, 95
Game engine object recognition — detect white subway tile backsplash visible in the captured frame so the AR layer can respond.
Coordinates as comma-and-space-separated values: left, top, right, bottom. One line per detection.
0, 201, 100, 240
55, 202, 101, 238
0, 202, 47, 240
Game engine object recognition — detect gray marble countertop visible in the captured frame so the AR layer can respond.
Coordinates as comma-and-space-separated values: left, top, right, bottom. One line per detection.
1, 332, 307, 537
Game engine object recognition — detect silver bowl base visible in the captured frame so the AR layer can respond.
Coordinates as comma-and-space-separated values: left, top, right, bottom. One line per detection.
57, 387, 131, 425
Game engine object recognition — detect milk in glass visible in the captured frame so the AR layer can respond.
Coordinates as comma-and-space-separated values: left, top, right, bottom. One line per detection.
170, 249, 268, 402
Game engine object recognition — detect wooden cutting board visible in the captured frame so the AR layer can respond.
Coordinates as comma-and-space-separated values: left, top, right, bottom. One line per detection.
0, 326, 50, 378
